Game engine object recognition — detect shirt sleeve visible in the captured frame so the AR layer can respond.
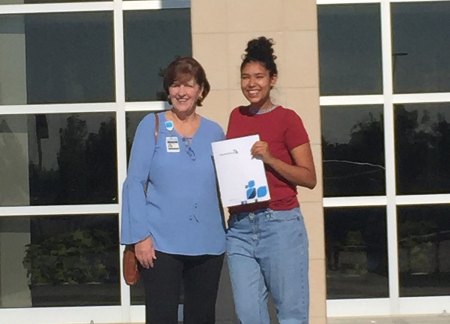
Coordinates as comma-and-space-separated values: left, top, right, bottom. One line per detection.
285, 110, 310, 150
120, 113, 157, 244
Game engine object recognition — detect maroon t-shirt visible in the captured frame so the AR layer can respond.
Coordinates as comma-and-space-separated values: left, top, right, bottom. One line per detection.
226, 105, 310, 213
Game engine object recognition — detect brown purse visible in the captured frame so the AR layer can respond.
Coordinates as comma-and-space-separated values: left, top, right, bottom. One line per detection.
123, 245, 140, 285
122, 113, 160, 286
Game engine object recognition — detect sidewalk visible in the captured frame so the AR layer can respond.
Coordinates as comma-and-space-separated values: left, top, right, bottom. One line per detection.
120, 315, 450, 324
327, 314, 450, 324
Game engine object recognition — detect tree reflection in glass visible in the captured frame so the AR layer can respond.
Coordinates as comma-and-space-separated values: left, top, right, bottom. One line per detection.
322, 105, 385, 197
23, 214, 120, 307
27, 113, 117, 205
398, 205, 450, 297
325, 207, 388, 299
395, 103, 450, 195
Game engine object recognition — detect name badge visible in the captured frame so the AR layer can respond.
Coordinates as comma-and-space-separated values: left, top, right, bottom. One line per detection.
166, 136, 180, 152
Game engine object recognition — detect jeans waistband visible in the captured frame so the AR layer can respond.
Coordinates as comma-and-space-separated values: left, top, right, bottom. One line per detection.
231, 208, 271, 221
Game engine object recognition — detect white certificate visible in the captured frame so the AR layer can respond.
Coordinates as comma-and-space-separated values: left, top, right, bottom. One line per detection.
211, 135, 270, 207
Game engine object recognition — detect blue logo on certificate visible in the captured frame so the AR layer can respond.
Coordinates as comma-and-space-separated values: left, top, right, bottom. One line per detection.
245, 180, 268, 200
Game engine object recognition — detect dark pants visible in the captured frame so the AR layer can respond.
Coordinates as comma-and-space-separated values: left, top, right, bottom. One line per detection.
141, 251, 224, 324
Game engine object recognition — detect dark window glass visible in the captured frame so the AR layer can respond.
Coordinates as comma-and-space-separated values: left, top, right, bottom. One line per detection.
0, 13, 114, 105
318, 4, 382, 96
395, 103, 450, 195
130, 280, 145, 305
325, 207, 388, 299
392, 2, 450, 93
0, 113, 117, 206
398, 205, 450, 297
322, 105, 385, 197
124, 9, 191, 102
0, 214, 119, 308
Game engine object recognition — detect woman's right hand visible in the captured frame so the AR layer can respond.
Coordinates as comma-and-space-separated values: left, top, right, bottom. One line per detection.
135, 236, 157, 269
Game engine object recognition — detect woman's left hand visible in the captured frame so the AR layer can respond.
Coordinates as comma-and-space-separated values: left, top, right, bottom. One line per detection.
252, 140, 317, 189
251, 141, 275, 164
135, 236, 157, 269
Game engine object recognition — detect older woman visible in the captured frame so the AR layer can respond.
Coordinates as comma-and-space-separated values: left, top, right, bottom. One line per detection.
121, 57, 226, 324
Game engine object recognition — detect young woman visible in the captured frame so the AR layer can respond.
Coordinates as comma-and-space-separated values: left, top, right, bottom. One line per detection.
121, 57, 226, 324
226, 37, 317, 324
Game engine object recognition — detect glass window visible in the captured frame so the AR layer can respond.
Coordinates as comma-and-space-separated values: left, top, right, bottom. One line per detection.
398, 204, 450, 297
322, 105, 385, 197
392, 2, 450, 93
0, 214, 119, 308
0, 113, 117, 206
0, 13, 114, 105
124, 9, 191, 102
395, 103, 450, 195
130, 280, 145, 305
318, 4, 382, 96
325, 207, 388, 299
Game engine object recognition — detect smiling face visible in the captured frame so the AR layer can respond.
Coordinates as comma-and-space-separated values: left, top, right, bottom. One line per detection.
240, 61, 277, 109
169, 75, 203, 113
163, 57, 210, 108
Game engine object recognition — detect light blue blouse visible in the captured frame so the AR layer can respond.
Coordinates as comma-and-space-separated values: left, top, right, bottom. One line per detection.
120, 112, 226, 255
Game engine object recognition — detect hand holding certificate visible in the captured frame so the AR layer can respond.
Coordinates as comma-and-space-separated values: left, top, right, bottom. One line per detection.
211, 135, 270, 207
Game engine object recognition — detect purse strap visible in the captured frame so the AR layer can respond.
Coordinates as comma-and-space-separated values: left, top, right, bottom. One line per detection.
153, 113, 159, 144
144, 113, 159, 196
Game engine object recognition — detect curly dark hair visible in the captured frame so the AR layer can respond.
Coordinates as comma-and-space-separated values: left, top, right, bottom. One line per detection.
241, 36, 278, 77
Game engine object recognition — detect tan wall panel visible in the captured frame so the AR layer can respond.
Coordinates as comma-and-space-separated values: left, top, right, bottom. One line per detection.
227, 0, 283, 33
191, 0, 228, 33
284, 87, 321, 145
201, 89, 232, 130
194, 34, 229, 90
282, 0, 318, 31
310, 259, 327, 318
281, 31, 320, 88
302, 201, 326, 260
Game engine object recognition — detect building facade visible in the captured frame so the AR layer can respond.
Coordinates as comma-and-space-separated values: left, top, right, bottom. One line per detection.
0, 0, 449, 323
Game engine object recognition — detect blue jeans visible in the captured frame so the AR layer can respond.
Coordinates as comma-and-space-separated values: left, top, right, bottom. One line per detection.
226, 208, 309, 324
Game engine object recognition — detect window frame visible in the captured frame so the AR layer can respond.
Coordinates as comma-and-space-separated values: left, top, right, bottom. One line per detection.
0, 1, 189, 323
318, 0, 450, 318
